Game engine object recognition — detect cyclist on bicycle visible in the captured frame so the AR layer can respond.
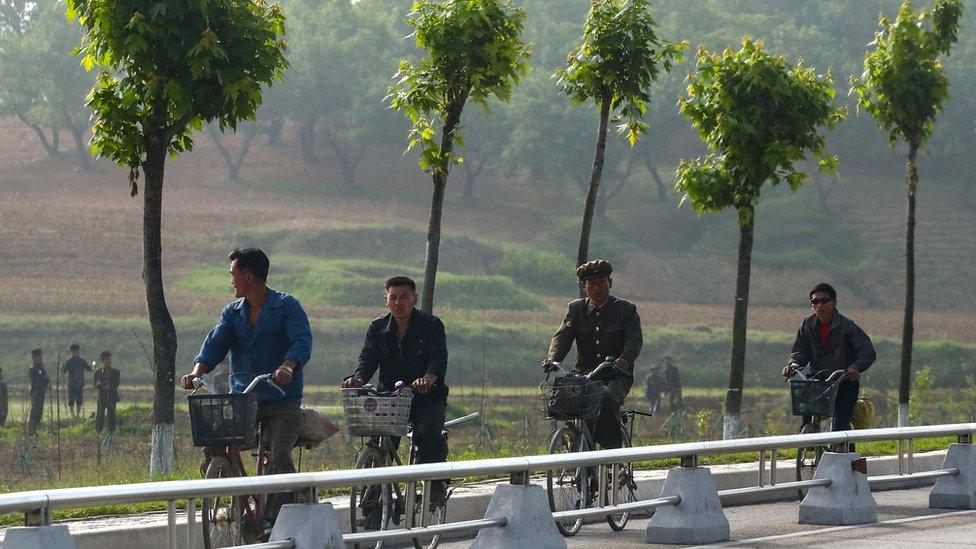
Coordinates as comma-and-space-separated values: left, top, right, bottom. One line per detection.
782, 282, 876, 431
180, 248, 313, 532
542, 260, 643, 449
342, 276, 450, 504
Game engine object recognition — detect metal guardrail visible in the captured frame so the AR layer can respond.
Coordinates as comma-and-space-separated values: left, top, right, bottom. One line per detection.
0, 423, 972, 547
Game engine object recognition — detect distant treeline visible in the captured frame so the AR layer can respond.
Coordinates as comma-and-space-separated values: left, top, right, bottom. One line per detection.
3, 315, 974, 390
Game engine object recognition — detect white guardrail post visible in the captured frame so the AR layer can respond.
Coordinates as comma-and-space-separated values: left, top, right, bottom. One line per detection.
930, 435, 976, 509
644, 454, 731, 545
470, 471, 566, 549
267, 502, 344, 548
799, 452, 877, 525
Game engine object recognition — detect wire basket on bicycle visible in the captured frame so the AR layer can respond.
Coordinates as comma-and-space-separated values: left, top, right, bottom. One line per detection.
789, 377, 840, 416
539, 374, 603, 420
188, 392, 259, 447
342, 386, 413, 437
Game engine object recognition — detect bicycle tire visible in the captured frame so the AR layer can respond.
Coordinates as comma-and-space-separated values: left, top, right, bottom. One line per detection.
546, 426, 589, 537
202, 457, 243, 549
350, 445, 393, 549
606, 461, 638, 530
795, 422, 825, 499
410, 480, 448, 549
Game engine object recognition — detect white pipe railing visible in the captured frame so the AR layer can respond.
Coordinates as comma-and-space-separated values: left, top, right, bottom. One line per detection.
0, 423, 972, 546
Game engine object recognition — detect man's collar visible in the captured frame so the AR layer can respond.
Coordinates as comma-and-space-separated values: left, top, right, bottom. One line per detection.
382, 308, 421, 335
587, 295, 616, 313
232, 287, 283, 310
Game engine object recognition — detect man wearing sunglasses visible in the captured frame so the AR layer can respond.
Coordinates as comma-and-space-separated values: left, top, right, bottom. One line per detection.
782, 283, 876, 431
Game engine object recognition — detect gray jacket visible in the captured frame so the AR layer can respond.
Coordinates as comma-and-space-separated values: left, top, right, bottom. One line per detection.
789, 311, 876, 375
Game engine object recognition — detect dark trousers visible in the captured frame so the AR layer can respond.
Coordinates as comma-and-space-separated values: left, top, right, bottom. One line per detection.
68, 386, 84, 409
27, 394, 45, 435
406, 397, 448, 499
832, 380, 859, 432
257, 403, 303, 522
588, 376, 631, 449
95, 398, 117, 433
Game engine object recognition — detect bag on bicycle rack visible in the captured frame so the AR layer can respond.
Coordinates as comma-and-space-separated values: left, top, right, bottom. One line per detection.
297, 406, 340, 449
540, 375, 603, 420
187, 393, 259, 447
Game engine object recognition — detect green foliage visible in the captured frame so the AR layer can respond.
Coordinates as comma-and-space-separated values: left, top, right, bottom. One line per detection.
851, 0, 963, 148
676, 38, 846, 219
909, 365, 935, 422
387, 0, 530, 173
66, 0, 289, 191
555, 0, 686, 145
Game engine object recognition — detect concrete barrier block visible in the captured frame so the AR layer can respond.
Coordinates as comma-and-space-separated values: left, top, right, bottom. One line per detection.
644, 466, 730, 545
269, 503, 344, 548
1, 525, 76, 549
799, 452, 877, 525
930, 443, 976, 509
470, 484, 565, 549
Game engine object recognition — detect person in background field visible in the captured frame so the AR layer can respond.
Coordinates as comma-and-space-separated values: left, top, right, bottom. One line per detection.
94, 351, 121, 434
62, 343, 92, 419
343, 275, 450, 505
783, 282, 877, 433
27, 348, 50, 436
663, 356, 683, 411
181, 247, 313, 536
643, 364, 664, 413
543, 259, 643, 449
0, 367, 8, 427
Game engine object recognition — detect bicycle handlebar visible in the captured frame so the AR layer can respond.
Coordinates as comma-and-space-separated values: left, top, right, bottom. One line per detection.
786, 368, 847, 382
190, 372, 285, 396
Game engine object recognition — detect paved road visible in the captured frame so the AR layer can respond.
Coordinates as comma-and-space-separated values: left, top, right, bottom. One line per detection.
440, 486, 976, 548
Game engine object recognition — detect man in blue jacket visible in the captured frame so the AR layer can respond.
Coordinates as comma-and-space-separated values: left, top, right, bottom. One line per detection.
343, 276, 449, 502
181, 247, 313, 528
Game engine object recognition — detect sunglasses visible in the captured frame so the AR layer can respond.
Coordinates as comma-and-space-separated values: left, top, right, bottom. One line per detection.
810, 296, 833, 306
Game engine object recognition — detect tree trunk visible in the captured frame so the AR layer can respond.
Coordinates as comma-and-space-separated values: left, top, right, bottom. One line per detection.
69, 126, 90, 171
898, 143, 919, 427
298, 120, 317, 164
724, 204, 755, 440
207, 125, 238, 181
20, 116, 59, 157
266, 117, 285, 147
462, 157, 486, 201
143, 139, 178, 475
576, 93, 612, 297
420, 94, 467, 314
643, 152, 669, 202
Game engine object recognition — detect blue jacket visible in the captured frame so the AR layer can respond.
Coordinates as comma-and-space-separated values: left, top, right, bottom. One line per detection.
195, 287, 313, 406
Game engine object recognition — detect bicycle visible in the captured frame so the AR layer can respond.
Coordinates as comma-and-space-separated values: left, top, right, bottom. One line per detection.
188, 373, 306, 549
343, 384, 479, 549
787, 368, 845, 497
540, 357, 650, 536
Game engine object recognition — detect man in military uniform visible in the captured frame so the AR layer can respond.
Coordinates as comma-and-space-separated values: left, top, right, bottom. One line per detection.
27, 348, 50, 436
543, 260, 643, 449
61, 343, 92, 418
663, 356, 683, 410
94, 351, 121, 434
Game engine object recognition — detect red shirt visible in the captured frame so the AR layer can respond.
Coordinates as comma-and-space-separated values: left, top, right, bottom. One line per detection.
819, 322, 831, 351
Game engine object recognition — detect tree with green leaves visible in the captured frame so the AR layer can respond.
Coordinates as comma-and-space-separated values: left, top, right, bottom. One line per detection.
676, 38, 845, 439
67, 0, 288, 473
851, 0, 962, 427
388, 0, 529, 313
556, 0, 683, 292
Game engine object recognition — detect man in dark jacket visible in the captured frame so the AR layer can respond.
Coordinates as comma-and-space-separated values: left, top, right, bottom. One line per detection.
344, 276, 449, 501
543, 260, 643, 449
783, 283, 877, 431
94, 351, 121, 434
62, 343, 92, 418
27, 348, 50, 436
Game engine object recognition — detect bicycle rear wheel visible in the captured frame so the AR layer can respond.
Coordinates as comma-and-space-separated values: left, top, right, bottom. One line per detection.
546, 426, 589, 537
606, 461, 638, 530
796, 422, 825, 499
350, 446, 394, 549
202, 457, 243, 549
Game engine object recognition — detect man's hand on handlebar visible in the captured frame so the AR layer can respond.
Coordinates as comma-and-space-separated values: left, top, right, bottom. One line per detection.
412, 373, 438, 394
341, 375, 364, 389
541, 359, 558, 373
844, 365, 861, 382
782, 364, 798, 378
180, 363, 209, 390
272, 360, 297, 386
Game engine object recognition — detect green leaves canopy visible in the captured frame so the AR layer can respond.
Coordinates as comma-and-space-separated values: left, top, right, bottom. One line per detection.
851, 0, 962, 147
387, 0, 530, 174
676, 38, 845, 221
66, 0, 288, 192
555, 0, 685, 145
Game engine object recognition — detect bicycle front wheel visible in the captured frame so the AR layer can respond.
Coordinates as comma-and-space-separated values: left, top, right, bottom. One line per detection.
202, 457, 243, 549
350, 446, 394, 549
606, 461, 638, 530
796, 422, 825, 499
546, 426, 589, 537
410, 480, 448, 549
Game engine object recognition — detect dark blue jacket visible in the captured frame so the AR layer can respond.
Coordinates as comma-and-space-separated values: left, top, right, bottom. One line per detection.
195, 287, 313, 406
355, 308, 449, 401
